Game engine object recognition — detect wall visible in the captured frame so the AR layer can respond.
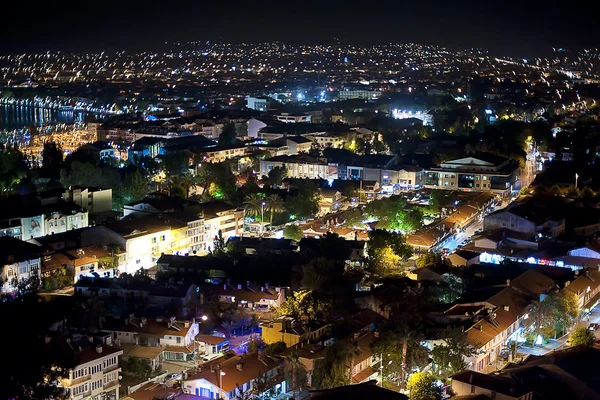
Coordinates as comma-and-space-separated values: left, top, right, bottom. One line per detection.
484, 212, 536, 234
1, 257, 41, 294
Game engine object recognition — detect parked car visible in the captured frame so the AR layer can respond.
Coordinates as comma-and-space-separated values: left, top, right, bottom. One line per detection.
589, 323, 600, 331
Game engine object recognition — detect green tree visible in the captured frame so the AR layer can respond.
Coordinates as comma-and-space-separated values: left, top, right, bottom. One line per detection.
580, 186, 595, 199
264, 341, 287, 356
341, 207, 365, 228
429, 191, 451, 214
265, 194, 285, 228
122, 168, 149, 203
285, 352, 309, 398
406, 372, 442, 400
416, 252, 441, 268
264, 166, 286, 188
218, 122, 238, 146
569, 326, 595, 346
283, 224, 304, 241
244, 193, 264, 219
430, 327, 474, 379
519, 187, 532, 196
527, 290, 579, 339
312, 340, 356, 389
565, 185, 579, 198
210, 230, 228, 257
41, 142, 64, 180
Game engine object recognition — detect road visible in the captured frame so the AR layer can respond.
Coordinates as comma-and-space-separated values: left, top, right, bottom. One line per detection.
439, 198, 513, 254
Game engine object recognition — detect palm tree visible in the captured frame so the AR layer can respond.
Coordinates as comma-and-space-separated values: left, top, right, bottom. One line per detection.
265, 194, 285, 229
243, 193, 263, 219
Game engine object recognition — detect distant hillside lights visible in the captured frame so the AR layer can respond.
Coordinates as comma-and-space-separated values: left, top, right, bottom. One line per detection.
391, 109, 433, 126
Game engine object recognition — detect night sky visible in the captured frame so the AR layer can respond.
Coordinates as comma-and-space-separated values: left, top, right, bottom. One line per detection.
1, 0, 596, 56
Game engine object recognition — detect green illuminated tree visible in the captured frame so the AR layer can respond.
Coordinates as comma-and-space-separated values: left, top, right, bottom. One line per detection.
283, 224, 304, 241
244, 193, 264, 219
569, 326, 595, 346
406, 372, 442, 400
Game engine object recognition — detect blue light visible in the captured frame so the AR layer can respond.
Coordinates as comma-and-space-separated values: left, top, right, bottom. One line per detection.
297, 93, 304, 100
485, 109, 493, 115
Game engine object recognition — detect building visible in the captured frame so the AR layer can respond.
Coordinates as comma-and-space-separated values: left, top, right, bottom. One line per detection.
275, 113, 311, 123
183, 352, 285, 400
75, 277, 199, 316
424, 153, 519, 195
308, 133, 344, 149
194, 144, 248, 163
63, 187, 113, 214
391, 109, 433, 126
200, 201, 244, 252
211, 282, 286, 312
484, 200, 566, 239
100, 316, 200, 363
451, 346, 600, 400
195, 335, 230, 360
447, 250, 481, 267
563, 269, 600, 311
310, 381, 408, 400
261, 317, 330, 347
42, 245, 117, 283
246, 96, 268, 112
0, 236, 42, 294
51, 338, 123, 400
128, 137, 164, 162
260, 154, 337, 180
77, 141, 116, 163
269, 136, 313, 155
439, 269, 556, 373
0, 197, 89, 241
338, 89, 381, 100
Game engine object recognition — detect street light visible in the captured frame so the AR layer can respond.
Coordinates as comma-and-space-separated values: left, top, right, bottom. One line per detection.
219, 371, 226, 399
575, 173, 579, 188
261, 202, 266, 235
201, 315, 208, 321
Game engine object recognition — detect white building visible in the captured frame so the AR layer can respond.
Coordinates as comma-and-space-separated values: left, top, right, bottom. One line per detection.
59, 343, 122, 400
260, 154, 337, 180
392, 109, 433, 125
246, 96, 268, 112
0, 236, 42, 295
63, 187, 113, 214
101, 316, 200, 362
275, 113, 311, 123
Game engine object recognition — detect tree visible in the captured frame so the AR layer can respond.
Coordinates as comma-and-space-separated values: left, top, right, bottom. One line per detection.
264, 341, 287, 356
519, 187, 532, 196
123, 358, 153, 380
285, 192, 319, 221
406, 372, 442, 400
365, 229, 413, 279
416, 252, 441, 268
285, 352, 309, 398
341, 207, 365, 228
210, 230, 228, 257
527, 290, 579, 339
41, 142, 64, 179
283, 224, 304, 241
264, 166, 286, 188
122, 168, 149, 203
565, 185, 579, 198
431, 327, 474, 378
569, 326, 595, 346
244, 193, 264, 220
429, 191, 451, 214
312, 340, 356, 389
218, 122, 238, 146
549, 185, 563, 196
580, 186, 595, 199
265, 194, 285, 228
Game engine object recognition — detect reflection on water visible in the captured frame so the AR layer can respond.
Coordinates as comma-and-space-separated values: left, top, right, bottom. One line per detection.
0, 104, 86, 130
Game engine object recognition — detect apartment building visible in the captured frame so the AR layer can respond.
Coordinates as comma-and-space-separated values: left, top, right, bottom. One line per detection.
194, 144, 248, 163
0, 236, 42, 295
424, 153, 519, 195
275, 113, 311, 123
484, 199, 566, 239
56, 341, 122, 400
211, 282, 286, 312
260, 154, 337, 180
100, 316, 199, 362
63, 187, 113, 214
